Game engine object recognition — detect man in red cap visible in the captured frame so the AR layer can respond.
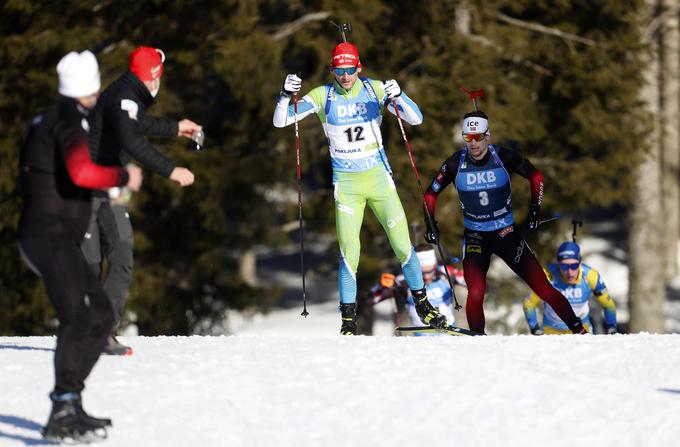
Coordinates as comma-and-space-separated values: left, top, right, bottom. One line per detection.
82, 46, 202, 354
274, 42, 447, 335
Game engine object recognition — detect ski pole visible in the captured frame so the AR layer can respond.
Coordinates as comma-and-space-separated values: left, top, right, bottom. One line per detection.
293, 93, 309, 317
391, 99, 462, 310
571, 219, 583, 242
411, 221, 421, 245
538, 213, 561, 227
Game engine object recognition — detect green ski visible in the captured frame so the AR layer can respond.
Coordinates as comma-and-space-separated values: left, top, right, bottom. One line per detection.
395, 325, 484, 336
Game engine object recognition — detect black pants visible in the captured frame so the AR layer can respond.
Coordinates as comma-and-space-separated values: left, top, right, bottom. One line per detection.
19, 236, 114, 395
463, 225, 582, 333
81, 197, 133, 326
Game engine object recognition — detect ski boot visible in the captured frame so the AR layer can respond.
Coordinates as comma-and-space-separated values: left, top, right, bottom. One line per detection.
569, 320, 589, 335
42, 393, 109, 442
413, 288, 447, 329
71, 394, 112, 428
339, 303, 357, 335
103, 334, 133, 356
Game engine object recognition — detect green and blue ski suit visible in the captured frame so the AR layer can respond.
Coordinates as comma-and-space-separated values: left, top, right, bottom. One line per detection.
273, 77, 425, 303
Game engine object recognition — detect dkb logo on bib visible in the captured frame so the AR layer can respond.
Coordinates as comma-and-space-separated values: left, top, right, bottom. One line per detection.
466, 171, 497, 185
337, 103, 368, 117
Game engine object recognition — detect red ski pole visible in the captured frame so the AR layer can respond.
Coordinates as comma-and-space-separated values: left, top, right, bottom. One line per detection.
293, 94, 309, 317
391, 99, 462, 310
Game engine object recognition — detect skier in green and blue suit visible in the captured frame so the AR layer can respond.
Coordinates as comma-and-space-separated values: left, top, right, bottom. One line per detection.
273, 42, 446, 334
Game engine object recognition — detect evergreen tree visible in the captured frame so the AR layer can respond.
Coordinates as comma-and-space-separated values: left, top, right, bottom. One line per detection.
0, 0, 652, 335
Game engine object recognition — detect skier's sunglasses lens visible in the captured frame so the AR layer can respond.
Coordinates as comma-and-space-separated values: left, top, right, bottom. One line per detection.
559, 262, 580, 271
462, 133, 486, 142
333, 66, 358, 76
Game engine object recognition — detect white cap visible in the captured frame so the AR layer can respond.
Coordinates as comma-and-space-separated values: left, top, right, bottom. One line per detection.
462, 116, 489, 134
416, 249, 437, 267
57, 50, 101, 98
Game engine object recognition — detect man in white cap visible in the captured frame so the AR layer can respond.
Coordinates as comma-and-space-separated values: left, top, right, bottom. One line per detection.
360, 244, 465, 335
423, 110, 586, 335
18, 50, 142, 441
81, 46, 202, 355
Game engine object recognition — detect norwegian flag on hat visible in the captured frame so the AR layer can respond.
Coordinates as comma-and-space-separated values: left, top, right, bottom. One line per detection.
129, 46, 165, 81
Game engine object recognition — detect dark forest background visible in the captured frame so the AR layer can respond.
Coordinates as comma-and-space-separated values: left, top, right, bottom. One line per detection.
4, 0, 672, 335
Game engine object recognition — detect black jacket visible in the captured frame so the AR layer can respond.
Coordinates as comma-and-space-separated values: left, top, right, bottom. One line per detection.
19, 96, 128, 239
89, 71, 178, 181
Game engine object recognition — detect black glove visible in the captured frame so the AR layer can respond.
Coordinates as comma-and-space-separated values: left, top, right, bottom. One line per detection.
530, 325, 544, 336
424, 218, 440, 244
527, 204, 541, 231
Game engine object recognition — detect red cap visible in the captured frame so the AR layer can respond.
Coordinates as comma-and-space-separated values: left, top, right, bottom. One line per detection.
129, 46, 165, 81
331, 42, 361, 68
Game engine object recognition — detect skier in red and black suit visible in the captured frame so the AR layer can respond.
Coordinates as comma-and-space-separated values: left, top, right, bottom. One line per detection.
423, 110, 586, 335
82, 46, 201, 354
18, 50, 142, 441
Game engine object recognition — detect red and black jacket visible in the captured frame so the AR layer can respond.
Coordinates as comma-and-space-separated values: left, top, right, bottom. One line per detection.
19, 95, 128, 239
424, 145, 544, 221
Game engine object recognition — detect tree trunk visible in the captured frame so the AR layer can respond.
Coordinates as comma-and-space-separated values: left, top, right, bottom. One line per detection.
660, 0, 680, 280
239, 247, 257, 286
628, 0, 666, 333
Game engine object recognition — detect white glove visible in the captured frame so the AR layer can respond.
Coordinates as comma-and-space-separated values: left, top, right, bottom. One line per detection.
282, 74, 302, 96
383, 79, 402, 99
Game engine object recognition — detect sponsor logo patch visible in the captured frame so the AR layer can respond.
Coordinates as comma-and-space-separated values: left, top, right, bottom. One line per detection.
499, 226, 514, 238
467, 244, 482, 254
150, 64, 162, 77
121, 99, 139, 120
493, 207, 508, 217
514, 240, 525, 263
338, 204, 354, 215
465, 171, 497, 185
387, 212, 405, 229
337, 103, 368, 117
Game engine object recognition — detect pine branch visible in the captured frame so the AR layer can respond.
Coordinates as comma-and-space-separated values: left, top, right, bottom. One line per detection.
271, 11, 331, 41
495, 12, 606, 48
463, 33, 554, 76
643, 4, 680, 43
455, 5, 553, 76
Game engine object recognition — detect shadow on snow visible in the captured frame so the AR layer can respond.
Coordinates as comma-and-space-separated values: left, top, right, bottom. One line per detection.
0, 414, 56, 446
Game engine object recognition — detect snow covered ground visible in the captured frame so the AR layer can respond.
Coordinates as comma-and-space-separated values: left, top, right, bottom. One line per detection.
2, 334, 680, 447
4, 221, 680, 446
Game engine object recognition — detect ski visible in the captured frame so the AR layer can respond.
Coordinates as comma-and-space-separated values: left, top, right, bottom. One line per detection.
395, 325, 484, 336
